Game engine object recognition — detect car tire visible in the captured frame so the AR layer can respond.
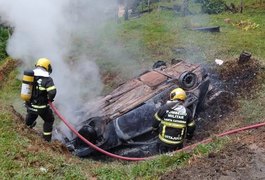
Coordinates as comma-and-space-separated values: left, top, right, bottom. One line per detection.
152, 60, 167, 69
179, 71, 198, 90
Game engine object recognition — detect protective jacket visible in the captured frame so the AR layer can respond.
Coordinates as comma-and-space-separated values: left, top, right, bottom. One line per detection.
27, 67, 56, 110
153, 101, 195, 146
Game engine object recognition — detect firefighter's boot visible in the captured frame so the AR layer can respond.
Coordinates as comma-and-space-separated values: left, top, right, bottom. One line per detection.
43, 132, 52, 142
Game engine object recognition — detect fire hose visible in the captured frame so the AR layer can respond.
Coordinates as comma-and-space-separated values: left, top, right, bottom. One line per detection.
49, 102, 265, 161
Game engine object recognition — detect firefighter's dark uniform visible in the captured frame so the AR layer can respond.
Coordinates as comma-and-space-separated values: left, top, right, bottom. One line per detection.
25, 67, 56, 142
152, 101, 196, 153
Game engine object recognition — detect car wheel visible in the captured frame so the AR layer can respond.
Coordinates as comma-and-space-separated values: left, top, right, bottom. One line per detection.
152, 60, 167, 69
179, 71, 198, 90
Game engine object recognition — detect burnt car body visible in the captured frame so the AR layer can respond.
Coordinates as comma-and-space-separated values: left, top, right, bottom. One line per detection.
55, 60, 220, 157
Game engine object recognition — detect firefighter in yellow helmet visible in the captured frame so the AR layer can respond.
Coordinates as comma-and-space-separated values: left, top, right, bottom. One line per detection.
24, 58, 56, 142
152, 88, 196, 153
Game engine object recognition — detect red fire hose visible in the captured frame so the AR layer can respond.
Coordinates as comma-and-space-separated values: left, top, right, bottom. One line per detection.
179, 121, 265, 152
49, 102, 265, 161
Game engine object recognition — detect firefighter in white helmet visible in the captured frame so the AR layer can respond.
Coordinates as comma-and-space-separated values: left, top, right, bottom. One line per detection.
152, 88, 196, 153
24, 58, 56, 142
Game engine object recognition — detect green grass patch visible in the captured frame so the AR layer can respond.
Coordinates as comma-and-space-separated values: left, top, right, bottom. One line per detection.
116, 5, 265, 65
0, 70, 21, 103
239, 84, 265, 124
0, 104, 89, 179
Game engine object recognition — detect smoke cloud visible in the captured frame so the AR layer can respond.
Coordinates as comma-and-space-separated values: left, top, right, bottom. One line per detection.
0, 0, 140, 140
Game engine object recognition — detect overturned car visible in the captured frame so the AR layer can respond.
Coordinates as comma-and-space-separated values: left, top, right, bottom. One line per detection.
55, 59, 223, 157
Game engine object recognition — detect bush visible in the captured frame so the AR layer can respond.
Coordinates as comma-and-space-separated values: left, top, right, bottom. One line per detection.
0, 27, 9, 60
200, 0, 227, 14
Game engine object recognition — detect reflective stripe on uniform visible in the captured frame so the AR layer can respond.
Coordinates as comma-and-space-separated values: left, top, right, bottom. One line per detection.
31, 104, 47, 109
181, 128, 185, 136
163, 118, 186, 124
161, 121, 186, 129
47, 86, 56, 91
188, 120, 195, 127
162, 125, 166, 137
43, 132, 52, 135
159, 134, 183, 145
171, 119, 186, 124
38, 87, 46, 91
154, 112, 162, 121
27, 107, 38, 112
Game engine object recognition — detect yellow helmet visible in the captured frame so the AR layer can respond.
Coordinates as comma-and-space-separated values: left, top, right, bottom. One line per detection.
35, 58, 52, 74
170, 88, 187, 101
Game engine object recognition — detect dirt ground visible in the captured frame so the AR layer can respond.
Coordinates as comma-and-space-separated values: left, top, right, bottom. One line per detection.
0, 58, 18, 87
161, 127, 265, 180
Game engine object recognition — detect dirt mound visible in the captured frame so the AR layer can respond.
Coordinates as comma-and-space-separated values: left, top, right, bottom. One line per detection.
9, 105, 72, 157
217, 58, 264, 98
0, 58, 18, 87
193, 58, 265, 141
161, 127, 265, 180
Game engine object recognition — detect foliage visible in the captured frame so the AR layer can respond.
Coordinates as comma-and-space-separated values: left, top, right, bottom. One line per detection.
200, 0, 227, 14
0, 27, 9, 60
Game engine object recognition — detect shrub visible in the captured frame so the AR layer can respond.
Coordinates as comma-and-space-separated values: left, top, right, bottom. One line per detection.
200, 0, 227, 14
0, 27, 9, 60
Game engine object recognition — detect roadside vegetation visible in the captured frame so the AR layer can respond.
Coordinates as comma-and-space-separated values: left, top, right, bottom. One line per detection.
0, 27, 9, 63
0, 0, 265, 179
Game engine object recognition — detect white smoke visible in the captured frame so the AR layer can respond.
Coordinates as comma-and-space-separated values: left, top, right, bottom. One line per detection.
0, 0, 128, 140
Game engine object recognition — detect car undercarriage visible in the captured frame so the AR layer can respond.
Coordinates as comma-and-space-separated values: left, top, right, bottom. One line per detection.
53, 59, 226, 157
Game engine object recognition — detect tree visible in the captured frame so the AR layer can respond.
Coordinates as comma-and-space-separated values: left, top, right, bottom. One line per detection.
124, 0, 129, 20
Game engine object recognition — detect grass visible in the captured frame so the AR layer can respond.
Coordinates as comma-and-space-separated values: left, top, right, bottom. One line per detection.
239, 83, 265, 124
0, 110, 89, 179
1, 0, 265, 179
116, 0, 265, 64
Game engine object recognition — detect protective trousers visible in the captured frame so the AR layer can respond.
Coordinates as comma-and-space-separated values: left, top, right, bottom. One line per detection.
26, 107, 54, 142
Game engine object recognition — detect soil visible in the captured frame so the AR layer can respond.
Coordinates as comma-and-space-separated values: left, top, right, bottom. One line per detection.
10, 106, 72, 157
1, 57, 265, 179
0, 58, 18, 87
161, 127, 265, 180
193, 57, 264, 141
